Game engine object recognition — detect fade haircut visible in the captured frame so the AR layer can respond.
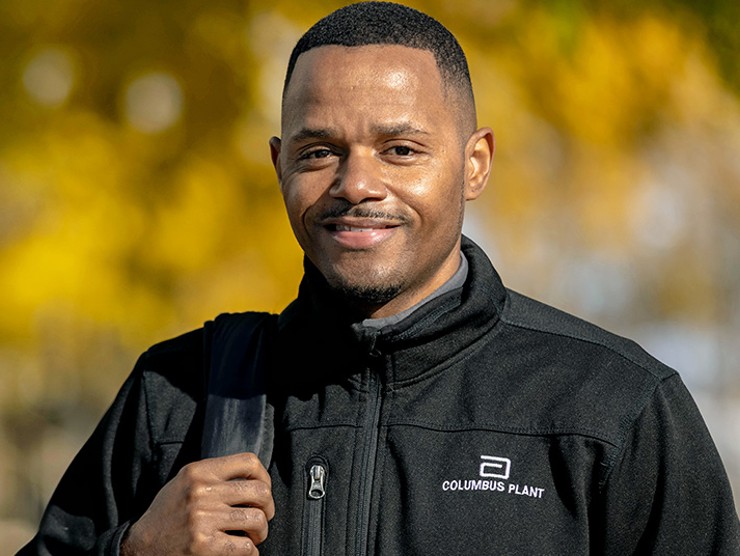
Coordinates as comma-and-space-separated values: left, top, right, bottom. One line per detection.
283, 2, 476, 126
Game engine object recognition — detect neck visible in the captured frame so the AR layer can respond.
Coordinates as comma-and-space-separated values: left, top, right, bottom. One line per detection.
301, 251, 466, 323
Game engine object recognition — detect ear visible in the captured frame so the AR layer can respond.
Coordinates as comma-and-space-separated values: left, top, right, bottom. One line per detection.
269, 136, 282, 183
463, 127, 494, 201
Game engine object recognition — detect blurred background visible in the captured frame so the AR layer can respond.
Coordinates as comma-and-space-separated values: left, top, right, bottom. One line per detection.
1, 0, 738, 549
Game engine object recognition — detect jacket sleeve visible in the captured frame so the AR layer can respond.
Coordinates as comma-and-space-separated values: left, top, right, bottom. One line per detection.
17, 356, 155, 556
595, 373, 740, 555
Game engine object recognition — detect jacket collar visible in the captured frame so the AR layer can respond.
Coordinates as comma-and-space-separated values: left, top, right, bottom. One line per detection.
277, 236, 508, 385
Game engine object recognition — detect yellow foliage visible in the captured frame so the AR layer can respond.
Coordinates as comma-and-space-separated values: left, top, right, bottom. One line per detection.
1, 1, 739, 537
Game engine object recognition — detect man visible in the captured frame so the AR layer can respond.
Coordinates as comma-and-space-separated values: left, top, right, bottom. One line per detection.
20, 2, 739, 555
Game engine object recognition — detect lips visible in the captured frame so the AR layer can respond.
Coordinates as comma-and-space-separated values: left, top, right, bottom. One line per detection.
322, 217, 401, 249
334, 223, 394, 232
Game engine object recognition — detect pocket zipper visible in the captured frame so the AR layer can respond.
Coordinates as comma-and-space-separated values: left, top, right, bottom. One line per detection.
303, 460, 328, 556
308, 464, 327, 499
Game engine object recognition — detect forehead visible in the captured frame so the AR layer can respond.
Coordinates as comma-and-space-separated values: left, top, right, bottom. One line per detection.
281, 45, 449, 132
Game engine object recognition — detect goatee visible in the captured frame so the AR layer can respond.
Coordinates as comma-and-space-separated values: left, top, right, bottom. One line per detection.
334, 282, 403, 307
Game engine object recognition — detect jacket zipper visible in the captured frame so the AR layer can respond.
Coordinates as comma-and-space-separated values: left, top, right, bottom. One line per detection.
303, 459, 328, 556
354, 366, 383, 556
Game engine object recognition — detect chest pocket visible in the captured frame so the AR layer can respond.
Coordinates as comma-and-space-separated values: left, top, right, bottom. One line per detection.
373, 426, 596, 555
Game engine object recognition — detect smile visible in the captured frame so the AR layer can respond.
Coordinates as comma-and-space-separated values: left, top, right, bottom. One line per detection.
334, 224, 395, 232
323, 219, 401, 249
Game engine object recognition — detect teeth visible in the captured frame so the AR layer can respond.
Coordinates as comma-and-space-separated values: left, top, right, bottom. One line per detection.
336, 225, 373, 232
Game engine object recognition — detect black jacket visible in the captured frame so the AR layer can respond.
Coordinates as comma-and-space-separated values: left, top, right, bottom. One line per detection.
20, 237, 740, 555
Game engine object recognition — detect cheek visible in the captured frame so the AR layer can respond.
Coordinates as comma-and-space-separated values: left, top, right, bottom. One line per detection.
402, 170, 464, 224
281, 194, 310, 247
282, 179, 319, 225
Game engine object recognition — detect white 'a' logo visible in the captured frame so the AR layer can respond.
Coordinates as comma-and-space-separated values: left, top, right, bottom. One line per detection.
479, 455, 511, 479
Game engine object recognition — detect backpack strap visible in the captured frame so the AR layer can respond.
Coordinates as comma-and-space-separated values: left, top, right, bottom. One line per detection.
201, 312, 277, 467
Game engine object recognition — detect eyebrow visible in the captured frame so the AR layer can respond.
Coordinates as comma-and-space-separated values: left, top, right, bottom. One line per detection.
289, 128, 335, 143
288, 123, 430, 144
371, 123, 430, 137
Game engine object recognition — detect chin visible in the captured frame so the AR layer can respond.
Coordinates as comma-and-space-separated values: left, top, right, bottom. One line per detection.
335, 282, 403, 307
324, 268, 404, 307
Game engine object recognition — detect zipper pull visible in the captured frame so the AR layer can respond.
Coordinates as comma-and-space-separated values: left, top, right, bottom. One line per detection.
308, 464, 326, 500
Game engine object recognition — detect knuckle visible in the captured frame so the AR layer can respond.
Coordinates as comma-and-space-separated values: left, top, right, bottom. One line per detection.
183, 483, 208, 506
230, 479, 250, 493
229, 478, 271, 502
226, 508, 268, 543
179, 461, 200, 481
188, 532, 208, 553
243, 538, 257, 555
242, 452, 259, 468
228, 508, 248, 523
257, 481, 272, 499
178, 463, 209, 492
186, 507, 208, 531
252, 513, 269, 544
193, 538, 214, 555
254, 510, 268, 529
252, 481, 272, 501
228, 507, 267, 528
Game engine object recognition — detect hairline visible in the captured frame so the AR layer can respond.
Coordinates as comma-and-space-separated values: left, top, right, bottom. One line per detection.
281, 43, 477, 137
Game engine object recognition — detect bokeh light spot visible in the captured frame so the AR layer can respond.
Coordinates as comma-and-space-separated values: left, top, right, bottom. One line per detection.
123, 72, 183, 133
22, 47, 76, 107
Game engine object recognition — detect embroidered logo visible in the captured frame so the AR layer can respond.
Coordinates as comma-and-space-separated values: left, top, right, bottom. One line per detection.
479, 455, 511, 479
441, 455, 546, 499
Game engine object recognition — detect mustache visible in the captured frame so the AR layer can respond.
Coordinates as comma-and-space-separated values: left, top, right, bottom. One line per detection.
318, 205, 410, 224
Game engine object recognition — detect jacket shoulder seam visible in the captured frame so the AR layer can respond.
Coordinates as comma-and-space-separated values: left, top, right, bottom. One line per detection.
598, 372, 683, 492
501, 291, 677, 382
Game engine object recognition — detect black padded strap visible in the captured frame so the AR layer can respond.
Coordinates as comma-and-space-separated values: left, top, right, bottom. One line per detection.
201, 312, 276, 467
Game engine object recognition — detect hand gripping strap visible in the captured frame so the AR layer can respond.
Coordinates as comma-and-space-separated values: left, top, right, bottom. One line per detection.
201, 312, 277, 467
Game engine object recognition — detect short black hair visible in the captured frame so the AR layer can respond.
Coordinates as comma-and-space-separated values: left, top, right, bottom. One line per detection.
284, 1, 474, 108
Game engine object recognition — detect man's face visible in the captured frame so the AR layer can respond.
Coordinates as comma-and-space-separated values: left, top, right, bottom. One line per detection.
271, 44, 492, 318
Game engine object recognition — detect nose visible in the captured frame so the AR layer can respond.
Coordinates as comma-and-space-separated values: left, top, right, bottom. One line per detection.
329, 150, 387, 204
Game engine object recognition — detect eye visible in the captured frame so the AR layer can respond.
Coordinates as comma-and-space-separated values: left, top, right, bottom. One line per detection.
384, 144, 418, 157
390, 145, 413, 156
299, 147, 334, 160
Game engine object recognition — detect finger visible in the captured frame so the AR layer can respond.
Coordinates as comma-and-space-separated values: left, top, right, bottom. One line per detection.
208, 478, 274, 515
204, 452, 271, 485
198, 530, 261, 556
217, 506, 271, 545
